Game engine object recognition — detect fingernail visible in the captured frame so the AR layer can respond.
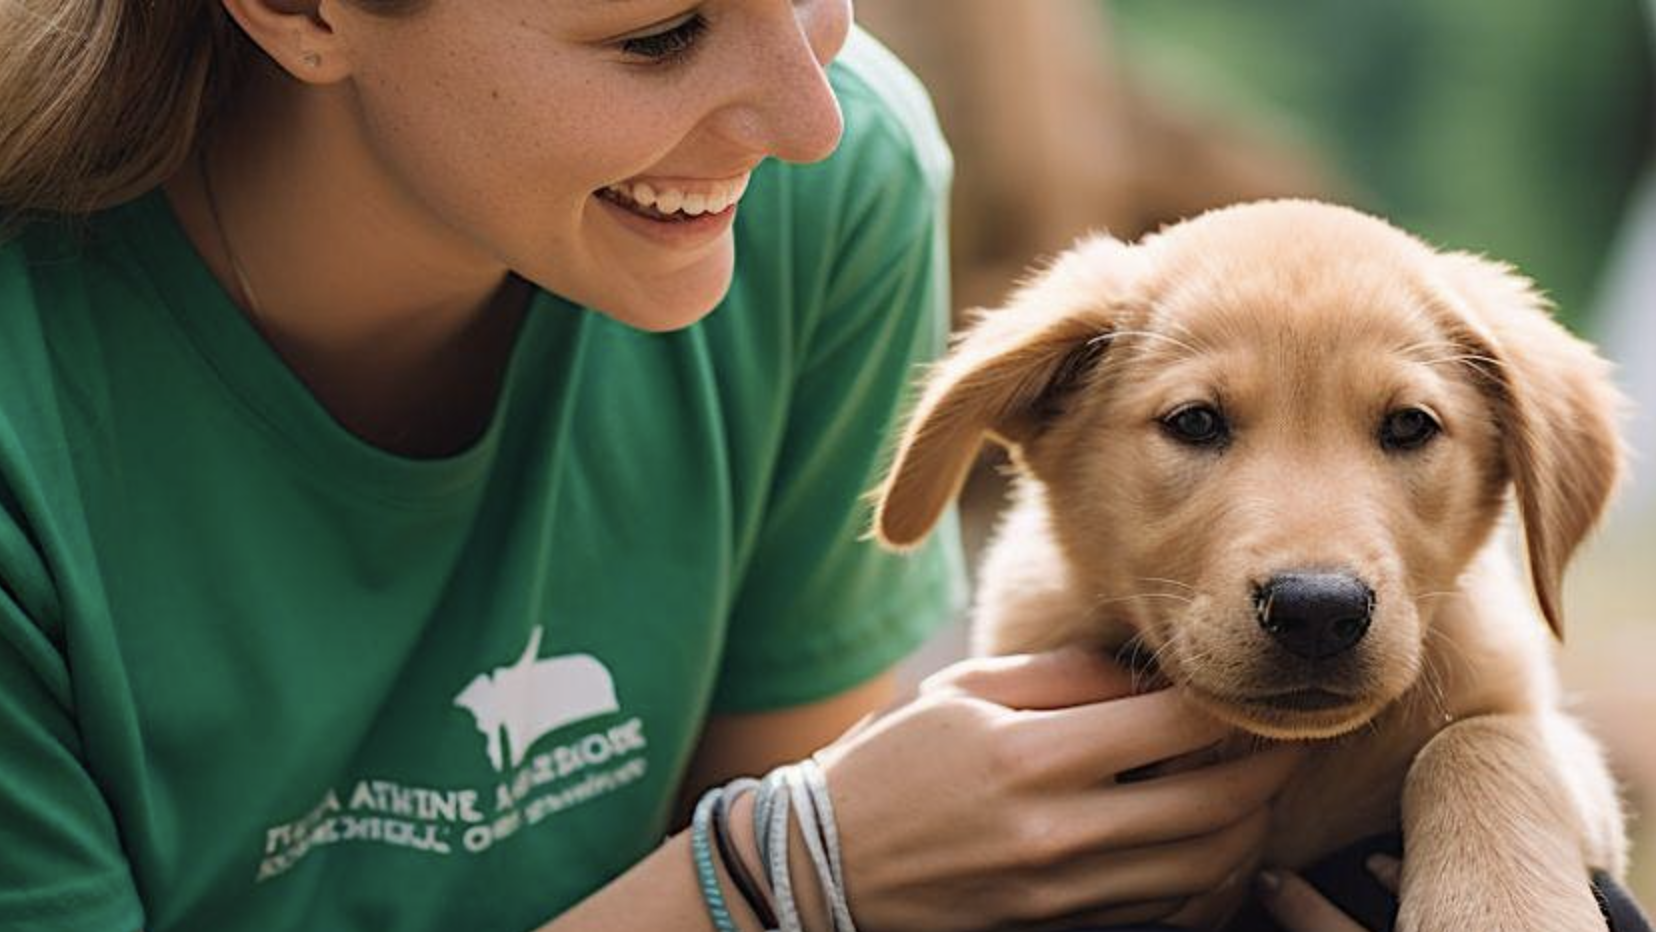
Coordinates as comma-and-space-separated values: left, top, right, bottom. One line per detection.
1255, 870, 1281, 896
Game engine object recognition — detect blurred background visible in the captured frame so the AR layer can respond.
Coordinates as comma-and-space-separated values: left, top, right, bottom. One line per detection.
855, 0, 1656, 907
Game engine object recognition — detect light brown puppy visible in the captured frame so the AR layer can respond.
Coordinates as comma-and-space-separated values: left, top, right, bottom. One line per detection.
875, 200, 1629, 931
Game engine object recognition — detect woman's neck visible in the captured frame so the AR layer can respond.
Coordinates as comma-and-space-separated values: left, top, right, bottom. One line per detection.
161, 57, 533, 457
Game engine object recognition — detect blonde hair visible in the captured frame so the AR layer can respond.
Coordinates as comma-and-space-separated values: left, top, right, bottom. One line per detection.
0, 0, 423, 242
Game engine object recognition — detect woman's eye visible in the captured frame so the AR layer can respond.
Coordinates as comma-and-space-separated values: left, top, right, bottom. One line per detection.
1161, 404, 1229, 447
619, 14, 708, 63
1379, 407, 1441, 451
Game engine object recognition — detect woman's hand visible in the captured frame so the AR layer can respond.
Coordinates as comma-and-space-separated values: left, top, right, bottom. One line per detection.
813, 647, 1304, 931
1256, 855, 1402, 932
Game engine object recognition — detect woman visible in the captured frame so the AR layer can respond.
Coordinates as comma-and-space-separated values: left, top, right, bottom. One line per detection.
0, 2, 1399, 931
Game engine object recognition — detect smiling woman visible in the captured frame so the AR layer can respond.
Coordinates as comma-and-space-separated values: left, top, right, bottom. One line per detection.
0, 2, 1357, 932
0, 0, 958, 928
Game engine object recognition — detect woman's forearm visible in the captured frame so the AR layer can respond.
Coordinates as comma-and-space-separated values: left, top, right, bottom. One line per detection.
540, 831, 742, 932
541, 791, 831, 932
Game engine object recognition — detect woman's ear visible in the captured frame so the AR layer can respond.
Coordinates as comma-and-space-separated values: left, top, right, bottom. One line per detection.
873, 233, 1147, 550
1433, 252, 1627, 639
219, 0, 352, 84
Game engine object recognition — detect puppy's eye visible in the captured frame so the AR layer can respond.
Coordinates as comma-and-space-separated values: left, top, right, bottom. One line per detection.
1161, 404, 1229, 447
1379, 407, 1440, 451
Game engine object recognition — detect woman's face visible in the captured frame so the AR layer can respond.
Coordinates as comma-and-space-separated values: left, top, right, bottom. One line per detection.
327, 0, 852, 330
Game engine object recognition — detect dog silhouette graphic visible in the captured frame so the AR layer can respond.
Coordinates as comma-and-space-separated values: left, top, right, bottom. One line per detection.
454, 627, 621, 771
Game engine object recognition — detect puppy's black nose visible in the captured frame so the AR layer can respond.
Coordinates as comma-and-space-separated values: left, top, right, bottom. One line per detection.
1255, 572, 1374, 659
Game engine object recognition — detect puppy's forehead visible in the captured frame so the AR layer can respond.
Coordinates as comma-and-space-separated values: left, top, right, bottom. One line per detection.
1142, 201, 1442, 350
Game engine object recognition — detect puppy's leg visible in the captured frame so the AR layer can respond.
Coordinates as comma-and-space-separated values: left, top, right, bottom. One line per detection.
1398, 713, 1610, 932
1541, 711, 1629, 881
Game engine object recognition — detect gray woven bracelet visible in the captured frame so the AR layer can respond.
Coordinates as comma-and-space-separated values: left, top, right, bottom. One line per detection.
785, 764, 857, 932
752, 770, 784, 882
802, 756, 855, 931
761, 771, 803, 932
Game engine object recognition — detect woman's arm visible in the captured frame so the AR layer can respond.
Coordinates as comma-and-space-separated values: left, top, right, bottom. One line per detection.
671, 671, 899, 828
538, 829, 756, 932
541, 672, 899, 932
541, 651, 1306, 932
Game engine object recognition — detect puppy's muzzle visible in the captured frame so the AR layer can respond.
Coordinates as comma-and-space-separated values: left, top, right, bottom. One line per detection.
1254, 572, 1375, 659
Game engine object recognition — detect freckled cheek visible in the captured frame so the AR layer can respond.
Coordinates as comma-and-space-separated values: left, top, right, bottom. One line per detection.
387, 63, 690, 198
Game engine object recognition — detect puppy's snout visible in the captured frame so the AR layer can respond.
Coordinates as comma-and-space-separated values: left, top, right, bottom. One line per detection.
1254, 572, 1374, 659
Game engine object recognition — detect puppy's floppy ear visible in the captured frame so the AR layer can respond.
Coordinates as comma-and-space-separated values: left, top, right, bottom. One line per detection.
1434, 252, 1626, 639
874, 234, 1146, 550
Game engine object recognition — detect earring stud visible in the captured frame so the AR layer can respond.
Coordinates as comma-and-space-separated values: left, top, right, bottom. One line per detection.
301, 51, 322, 68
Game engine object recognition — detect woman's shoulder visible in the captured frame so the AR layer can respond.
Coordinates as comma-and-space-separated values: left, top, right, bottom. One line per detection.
0, 220, 94, 625
0, 215, 112, 404
0, 221, 73, 408
0, 211, 143, 506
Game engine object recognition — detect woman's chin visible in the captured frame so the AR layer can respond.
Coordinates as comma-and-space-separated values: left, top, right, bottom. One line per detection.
603, 300, 721, 333
590, 256, 734, 333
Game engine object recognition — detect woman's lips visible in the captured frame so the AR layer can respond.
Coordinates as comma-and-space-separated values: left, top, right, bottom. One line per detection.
593, 187, 737, 247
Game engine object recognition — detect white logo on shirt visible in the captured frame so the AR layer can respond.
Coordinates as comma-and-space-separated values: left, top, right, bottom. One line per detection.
453, 626, 621, 771
254, 626, 646, 881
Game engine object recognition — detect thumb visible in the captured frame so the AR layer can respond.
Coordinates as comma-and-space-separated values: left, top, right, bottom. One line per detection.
921, 645, 1144, 710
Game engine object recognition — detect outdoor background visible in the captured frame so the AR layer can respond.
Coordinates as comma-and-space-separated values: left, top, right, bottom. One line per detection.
855, 0, 1656, 907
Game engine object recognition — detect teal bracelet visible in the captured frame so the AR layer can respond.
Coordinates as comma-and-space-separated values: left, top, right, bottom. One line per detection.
692, 788, 741, 932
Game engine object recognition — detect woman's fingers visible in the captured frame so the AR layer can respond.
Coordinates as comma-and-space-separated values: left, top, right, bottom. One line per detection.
923, 646, 1141, 709
1042, 743, 1304, 849
1015, 806, 1272, 920
1256, 870, 1374, 932
1005, 687, 1234, 778
1019, 896, 1189, 932
1366, 853, 1401, 893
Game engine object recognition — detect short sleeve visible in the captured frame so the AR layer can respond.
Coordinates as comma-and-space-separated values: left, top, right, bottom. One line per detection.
0, 520, 143, 931
710, 34, 970, 713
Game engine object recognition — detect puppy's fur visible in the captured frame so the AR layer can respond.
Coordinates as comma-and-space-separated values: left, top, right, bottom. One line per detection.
876, 201, 1628, 930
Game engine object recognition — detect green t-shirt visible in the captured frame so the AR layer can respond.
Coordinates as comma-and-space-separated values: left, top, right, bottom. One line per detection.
0, 28, 966, 932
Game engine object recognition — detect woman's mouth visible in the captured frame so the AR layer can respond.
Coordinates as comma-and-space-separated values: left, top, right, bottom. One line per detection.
596, 174, 748, 223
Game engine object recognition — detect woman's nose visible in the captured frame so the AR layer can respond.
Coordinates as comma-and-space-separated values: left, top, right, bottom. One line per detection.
714, 4, 848, 164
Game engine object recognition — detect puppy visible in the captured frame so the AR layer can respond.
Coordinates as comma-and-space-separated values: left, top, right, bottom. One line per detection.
874, 200, 1629, 931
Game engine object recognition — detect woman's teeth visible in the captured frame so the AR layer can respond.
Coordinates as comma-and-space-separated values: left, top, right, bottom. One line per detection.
602, 174, 749, 220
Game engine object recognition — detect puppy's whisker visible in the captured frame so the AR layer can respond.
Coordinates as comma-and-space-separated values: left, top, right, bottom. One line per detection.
1410, 590, 1464, 606
1108, 328, 1207, 360
1410, 624, 1469, 725
1398, 338, 1466, 355
1421, 620, 1475, 672
1118, 629, 1171, 694
1423, 653, 1452, 723
1155, 316, 1212, 352
1140, 636, 1184, 690
1400, 339, 1487, 363
1419, 354, 1509, 374
1090, 592, 1194, 611
1134, 575, 1199, 593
